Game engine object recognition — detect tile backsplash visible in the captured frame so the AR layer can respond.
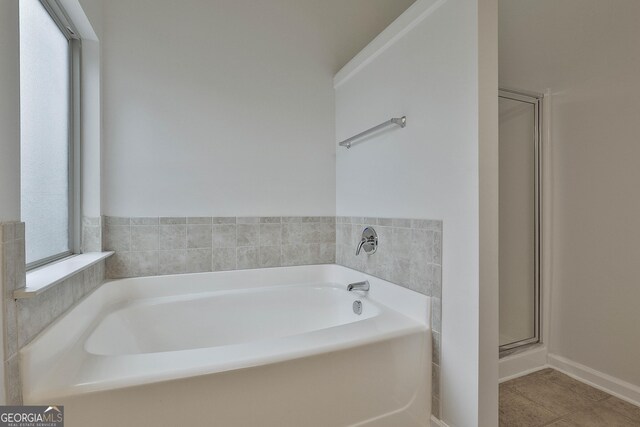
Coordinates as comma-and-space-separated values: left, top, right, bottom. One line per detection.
336, 217, 442, 296
103, 216, 336, 278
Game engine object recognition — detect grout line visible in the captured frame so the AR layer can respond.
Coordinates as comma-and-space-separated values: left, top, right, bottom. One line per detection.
503, 369, 640, 427
538, 395, 640, 427
591, 396, 640, 425
507, 386, 564, 422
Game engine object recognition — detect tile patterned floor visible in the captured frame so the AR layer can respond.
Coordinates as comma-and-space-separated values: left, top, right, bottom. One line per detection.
500, 368, 640, 426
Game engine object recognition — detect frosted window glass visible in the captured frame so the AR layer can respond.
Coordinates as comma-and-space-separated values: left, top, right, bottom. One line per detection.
20, 0, 71, 265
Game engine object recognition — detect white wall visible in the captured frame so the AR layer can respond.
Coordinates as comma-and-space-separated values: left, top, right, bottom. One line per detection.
0, 0, 20, 405
0, 0, 21, 223
478, 0, 499, 424
101, 0, 414, 217
79, 39, 102, 218
74, 0, 103, 218
500, 0, 640, 389
335, 0, 498, 424
76, 0, 102, 38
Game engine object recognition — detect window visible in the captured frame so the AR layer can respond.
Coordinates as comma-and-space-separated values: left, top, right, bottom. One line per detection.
20, 0, 80, 268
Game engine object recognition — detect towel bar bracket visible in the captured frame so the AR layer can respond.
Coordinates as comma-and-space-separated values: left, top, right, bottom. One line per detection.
339, 116, 407, 149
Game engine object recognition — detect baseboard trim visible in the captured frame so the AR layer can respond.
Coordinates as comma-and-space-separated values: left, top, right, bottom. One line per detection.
430, 415, 449, 427
499, 346, 548, 382
548, 354, 640, 407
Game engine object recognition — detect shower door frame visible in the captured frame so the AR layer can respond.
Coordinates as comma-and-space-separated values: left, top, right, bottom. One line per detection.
498, 88, 543, 354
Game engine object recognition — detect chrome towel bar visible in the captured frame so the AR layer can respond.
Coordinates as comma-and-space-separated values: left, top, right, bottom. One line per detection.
338, 116, 407, 149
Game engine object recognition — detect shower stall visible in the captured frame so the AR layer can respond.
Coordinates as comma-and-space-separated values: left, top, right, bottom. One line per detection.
499, 89, 542, 353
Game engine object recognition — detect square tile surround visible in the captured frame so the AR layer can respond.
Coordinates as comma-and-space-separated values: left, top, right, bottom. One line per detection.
102, 216, 337, 278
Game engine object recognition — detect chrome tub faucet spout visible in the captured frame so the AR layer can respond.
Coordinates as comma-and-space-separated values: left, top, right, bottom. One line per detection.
347, 281, 370, 292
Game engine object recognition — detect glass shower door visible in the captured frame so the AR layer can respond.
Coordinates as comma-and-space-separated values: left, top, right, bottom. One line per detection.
499, 89, 541, 352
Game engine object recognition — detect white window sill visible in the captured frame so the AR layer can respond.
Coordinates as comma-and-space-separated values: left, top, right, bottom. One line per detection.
15, 252, 114, 299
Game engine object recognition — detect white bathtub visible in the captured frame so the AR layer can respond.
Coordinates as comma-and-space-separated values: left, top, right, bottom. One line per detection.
21, 264, 431, 427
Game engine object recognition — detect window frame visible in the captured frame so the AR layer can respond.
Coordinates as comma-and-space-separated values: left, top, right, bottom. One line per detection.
22, 0, 82, 270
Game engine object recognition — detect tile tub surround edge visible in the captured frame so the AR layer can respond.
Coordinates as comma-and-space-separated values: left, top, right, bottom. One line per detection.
0, 221, 26, 404
1, 221, 26, 365
336, 215, 443, 413
81, 216, 103, 253
6, 260, 107, 405
1, 221, 108, 405
104, 216, 337, 279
